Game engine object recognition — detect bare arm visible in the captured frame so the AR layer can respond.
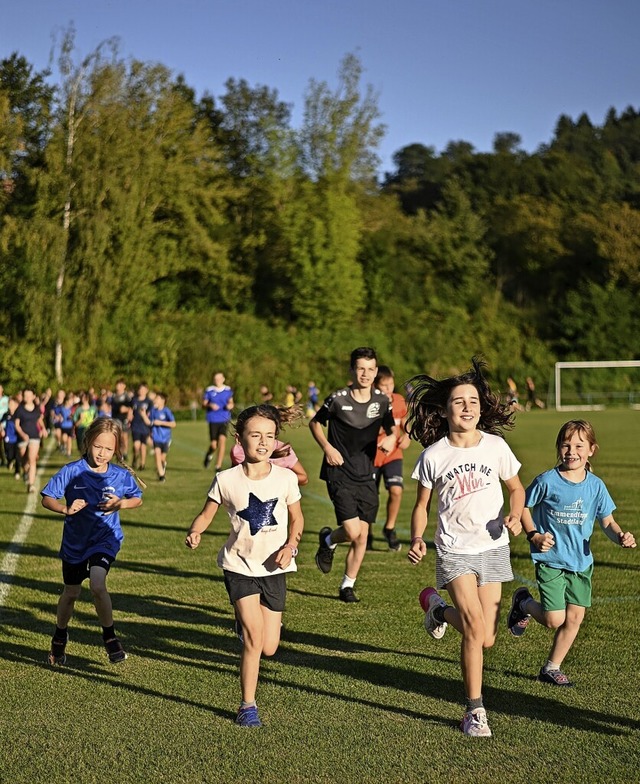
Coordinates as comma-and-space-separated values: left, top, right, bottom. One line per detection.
503, 474, 525, 536
185, 498, 220, 549
275, 499, 304, 569
309, 419, 343, 466
407, 483, 432, 564
290, 460, 309, 486
600, 514, 636, 548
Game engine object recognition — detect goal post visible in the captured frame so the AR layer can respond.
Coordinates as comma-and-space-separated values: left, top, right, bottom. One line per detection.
554, 360, 640, 411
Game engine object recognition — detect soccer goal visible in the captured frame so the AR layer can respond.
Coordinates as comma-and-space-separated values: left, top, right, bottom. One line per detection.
554, 360, 640, 411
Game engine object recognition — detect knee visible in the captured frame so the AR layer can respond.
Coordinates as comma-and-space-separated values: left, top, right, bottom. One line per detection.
461, 615, 486, 645
482, 634, 497, 650
543, 614, 565, 630
89, 583, 108, 602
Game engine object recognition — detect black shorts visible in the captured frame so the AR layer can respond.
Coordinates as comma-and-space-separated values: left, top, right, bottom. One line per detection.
375, 459, 404, 490
327, 479, 379, 525
223, 570, 287, 612
62, 553, 115, 585
132, 428, 151, 443
208, 421, 229, 441
153, 440, 171, 453
113, 417, 131, 432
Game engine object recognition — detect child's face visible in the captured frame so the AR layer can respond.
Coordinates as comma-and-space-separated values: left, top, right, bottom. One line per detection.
87, 432, 117, 470
351, 359, 377, 390
238, 416, 276, 463
558, 430, 595, 473
444, 384, 481, 433
376, 377, 394, 399
155, 396, 166, 409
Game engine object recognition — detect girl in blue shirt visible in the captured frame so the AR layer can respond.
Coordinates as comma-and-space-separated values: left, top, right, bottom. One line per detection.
508, 420, 635, 686
41, 417, 144, 665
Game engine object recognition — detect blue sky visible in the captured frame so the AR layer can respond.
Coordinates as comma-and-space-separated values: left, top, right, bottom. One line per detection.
2, 0, 639, 175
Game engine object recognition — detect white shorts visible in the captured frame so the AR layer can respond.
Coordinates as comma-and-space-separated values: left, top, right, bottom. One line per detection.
435, 544, 513, 589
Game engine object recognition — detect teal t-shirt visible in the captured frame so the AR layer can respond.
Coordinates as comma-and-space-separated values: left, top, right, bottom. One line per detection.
525, 467, 615, 572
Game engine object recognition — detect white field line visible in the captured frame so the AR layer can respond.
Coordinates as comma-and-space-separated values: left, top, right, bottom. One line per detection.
0, 439, 56, 608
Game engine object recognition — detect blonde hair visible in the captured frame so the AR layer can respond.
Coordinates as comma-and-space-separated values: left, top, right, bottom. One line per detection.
82, 418, 147, 488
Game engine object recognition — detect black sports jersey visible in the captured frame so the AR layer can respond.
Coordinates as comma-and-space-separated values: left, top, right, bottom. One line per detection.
312, 387, 394, 483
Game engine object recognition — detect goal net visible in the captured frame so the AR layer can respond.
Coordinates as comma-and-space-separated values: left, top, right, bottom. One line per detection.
554, 360, 640, 411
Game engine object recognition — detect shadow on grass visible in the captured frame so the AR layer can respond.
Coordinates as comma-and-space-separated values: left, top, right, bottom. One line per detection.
0, 640, 237, 722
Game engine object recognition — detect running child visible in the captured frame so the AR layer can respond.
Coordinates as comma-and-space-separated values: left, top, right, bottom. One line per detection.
15, 386, 48, 493
41, 418, 144, 665
202, 371, 234, 472
311, 347, 398, 603
149, 392, 176, 482
131, 382, 153, 471
406, 357, 525, 738
186, 404, 304, 728
1, 397, 21, 479
373, 365, 410, 551
507, 419, 636, 686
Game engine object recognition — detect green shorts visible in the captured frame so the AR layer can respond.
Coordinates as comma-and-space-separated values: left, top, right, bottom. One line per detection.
535, 562, 593, 611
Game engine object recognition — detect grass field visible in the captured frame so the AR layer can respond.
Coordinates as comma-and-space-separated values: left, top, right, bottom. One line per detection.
1, 410, 638, 784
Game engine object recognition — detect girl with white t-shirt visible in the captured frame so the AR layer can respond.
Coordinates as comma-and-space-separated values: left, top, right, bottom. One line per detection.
185, 404, 305, 728
406, 358, 525, 738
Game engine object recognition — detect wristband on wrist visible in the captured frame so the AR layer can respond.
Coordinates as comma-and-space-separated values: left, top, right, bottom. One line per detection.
284, 543, 299, 557
410, 536, 425, 545
526, 530, 538, 542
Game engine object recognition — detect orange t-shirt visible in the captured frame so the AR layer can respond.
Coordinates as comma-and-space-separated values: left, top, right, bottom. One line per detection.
374, 392, 408, 466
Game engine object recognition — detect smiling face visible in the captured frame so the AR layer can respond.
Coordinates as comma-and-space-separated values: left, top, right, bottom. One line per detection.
87, 432, 117, 471
444, 383, 481, 434
557, 429, 595, 475
350, 358, 378, 391
238, 415, 276, 463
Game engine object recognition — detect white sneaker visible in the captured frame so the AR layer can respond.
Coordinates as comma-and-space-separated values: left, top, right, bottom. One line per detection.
461, 707, 492, 737
419, 587, 448, 640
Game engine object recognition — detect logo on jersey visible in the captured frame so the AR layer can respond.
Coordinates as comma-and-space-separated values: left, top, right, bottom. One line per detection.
366, 402, 381, 419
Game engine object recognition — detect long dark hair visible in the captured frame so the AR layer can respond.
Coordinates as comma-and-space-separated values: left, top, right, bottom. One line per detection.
234, 404, 305, 460
405, 357, 515, 447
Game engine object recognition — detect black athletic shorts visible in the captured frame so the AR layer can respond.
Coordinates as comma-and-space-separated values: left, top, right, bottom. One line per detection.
327, 479, 379, 525
375, 459, 404, 490
62, 553, 115, 585
223, 570, 287, 612
208, 421, 229, 440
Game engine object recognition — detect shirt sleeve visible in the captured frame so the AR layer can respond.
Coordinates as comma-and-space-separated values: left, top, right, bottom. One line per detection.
411, 451, 433, 488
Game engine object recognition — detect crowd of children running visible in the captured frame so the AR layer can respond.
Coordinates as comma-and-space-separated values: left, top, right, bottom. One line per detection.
0, 381, 176, 487
2, 355, 636, 736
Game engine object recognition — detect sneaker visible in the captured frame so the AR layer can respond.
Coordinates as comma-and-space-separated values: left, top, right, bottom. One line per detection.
104, 637, 128, 663
234, 618, 244, 644
158, 474, 166, 483
419, 587, 448, 640
461, 707, 492, 737
236, 705, 262, 728
47, 635, 68, 666
203, 452, 213, 469
339, 586, 360, 603
507, 587, 533, 637
383, 527, 402, 551
538, 667, 573, 686
27, 484, 36, 494
315, 526, 335, 573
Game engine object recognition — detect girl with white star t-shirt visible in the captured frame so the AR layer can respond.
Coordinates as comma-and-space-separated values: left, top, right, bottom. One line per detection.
186, 404, 304, 728
405, 357, 525, 738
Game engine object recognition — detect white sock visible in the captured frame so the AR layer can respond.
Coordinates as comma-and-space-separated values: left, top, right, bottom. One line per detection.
340, 574, 356, 590
544, 660, 560, 672
325, 533, 337, 550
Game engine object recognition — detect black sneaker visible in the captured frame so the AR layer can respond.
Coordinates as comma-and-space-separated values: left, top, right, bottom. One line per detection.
383, 527, 402, 551
507, 587, 533, 637
47, 634, 68, 666
315, 526, 335, 573
339, 586, 360, 603
203, 452, 213, 469
104, 637, 128, 663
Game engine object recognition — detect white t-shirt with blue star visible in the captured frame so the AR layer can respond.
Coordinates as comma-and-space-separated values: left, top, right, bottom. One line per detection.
209, 464, 301, 576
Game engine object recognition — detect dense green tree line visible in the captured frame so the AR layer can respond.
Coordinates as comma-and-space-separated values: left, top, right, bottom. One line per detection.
1, 39, 639, 404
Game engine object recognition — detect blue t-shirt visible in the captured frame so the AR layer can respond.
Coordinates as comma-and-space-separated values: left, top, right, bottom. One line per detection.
150, 406, 175, 444
131, 397, 152, 434
2, 412, 17, 443
525, 467, 615, 572
41, 458, 142, 563
203, 385, 233, 424
58, 405, 74, 430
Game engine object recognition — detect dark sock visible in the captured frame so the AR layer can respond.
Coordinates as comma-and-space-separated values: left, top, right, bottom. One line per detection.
53, 626, 68, 641
432, 604, 447, 624
102, 625, 116, 642
466, 696, 484, 712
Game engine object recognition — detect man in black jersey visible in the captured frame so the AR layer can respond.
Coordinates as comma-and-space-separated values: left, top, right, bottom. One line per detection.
310, 347, 398, 602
